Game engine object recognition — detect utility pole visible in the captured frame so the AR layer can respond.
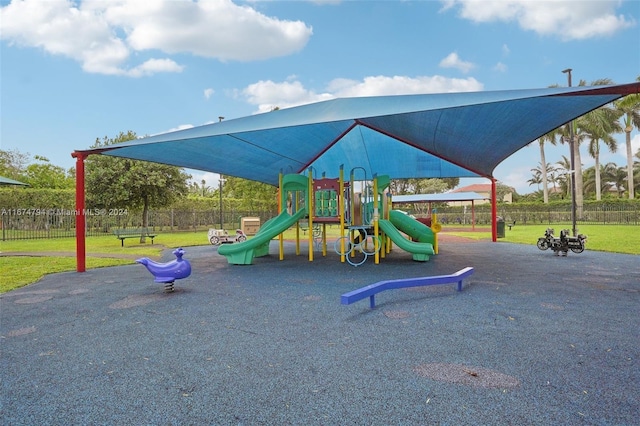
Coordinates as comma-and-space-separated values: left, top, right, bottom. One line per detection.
218, 116, 224, 229
562, 68, 577, 237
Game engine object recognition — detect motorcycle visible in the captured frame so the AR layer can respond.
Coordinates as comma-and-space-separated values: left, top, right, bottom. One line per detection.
537, 228, 587, 255
536, 228, 556, 251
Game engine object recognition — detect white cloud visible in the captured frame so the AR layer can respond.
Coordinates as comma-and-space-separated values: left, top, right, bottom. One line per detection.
328, 75, 483, 96
439, 52, 476, 74
153, 124, 195, 136
1, 0, 131, 75
632, 133, 640, 155
600, 134, 640, 166
440, 0, 636, 40
0, 0, 312, 76
607, 133, 640, 166
498, 166, 533, 194
188, 171, 222, 190
127, 58, 185, 77
204, 88, 215, 100
241, 80, 334, 113
493, 62, 508, 72
239, 75, 484, 113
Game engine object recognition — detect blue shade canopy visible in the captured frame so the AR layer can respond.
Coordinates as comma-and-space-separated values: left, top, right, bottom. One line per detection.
75, 83, 640, 186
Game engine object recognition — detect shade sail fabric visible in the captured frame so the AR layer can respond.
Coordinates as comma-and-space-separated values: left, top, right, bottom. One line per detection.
74, 83, 640, 186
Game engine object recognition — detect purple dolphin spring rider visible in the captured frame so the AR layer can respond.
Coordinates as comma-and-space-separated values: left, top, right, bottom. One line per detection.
136, 247, 192, 292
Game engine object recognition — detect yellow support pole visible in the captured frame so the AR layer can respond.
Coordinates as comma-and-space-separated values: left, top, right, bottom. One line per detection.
339, 166, 345, 262
308, 168, 314, 262
322, 223, 327, 256
295, 195, 300, 256
349, 169, 356, 261
350, 169, 355, 226
431, 209, 441, 255
384, 193, 390, 255
279, 172, 284, 261
373, 174, 380, 264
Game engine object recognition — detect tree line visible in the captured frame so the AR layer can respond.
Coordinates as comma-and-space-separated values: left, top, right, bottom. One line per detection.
530, 76, 640, 207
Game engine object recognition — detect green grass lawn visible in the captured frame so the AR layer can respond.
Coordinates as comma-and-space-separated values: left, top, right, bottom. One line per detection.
0, 256, 133, 293
443, 223, 639, 255
0, 232, 207, 293
1, 224, 637, 293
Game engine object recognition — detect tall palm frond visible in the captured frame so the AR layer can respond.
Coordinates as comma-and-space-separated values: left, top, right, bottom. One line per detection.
579, 103, 623, 200
614, 75, 640, 198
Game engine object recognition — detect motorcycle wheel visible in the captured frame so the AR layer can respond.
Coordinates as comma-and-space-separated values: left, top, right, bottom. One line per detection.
570, 243, 584, 254
237, 235, 247, 243
537, 238, 549, 250
210, 236, 220, 245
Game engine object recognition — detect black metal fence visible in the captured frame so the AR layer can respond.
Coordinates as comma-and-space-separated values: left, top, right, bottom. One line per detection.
432, 204, 640, 226
2, 204, 638, 241
1, 208, 278, 241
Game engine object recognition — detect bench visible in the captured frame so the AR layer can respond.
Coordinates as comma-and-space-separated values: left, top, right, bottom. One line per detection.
113, 228, 157, 247
341, 267, 474, 308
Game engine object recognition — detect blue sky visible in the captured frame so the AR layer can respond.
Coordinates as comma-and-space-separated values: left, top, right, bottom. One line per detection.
1, 0, 639, 194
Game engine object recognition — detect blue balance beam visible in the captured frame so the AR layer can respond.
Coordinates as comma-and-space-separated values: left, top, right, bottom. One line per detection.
341, 267, 474, 309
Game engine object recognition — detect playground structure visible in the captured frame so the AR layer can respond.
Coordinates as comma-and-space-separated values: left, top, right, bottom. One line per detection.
218, 167, 441, 265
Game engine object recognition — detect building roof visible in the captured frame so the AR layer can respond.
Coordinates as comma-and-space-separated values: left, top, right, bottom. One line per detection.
0, 176, 28, 186
392, 192, 489, 204
451, 184, 493, 194
73, 83, 640, 186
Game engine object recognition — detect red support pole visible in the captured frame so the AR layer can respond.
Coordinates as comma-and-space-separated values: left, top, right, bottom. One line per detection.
72, 152, 86, 272
491, 178, 497, 242
471, 200, 476, 231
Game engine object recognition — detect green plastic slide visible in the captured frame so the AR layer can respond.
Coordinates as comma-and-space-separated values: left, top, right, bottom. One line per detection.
388, 210, 435, 245
218, 208, 308, 265
378, 219, 435, 262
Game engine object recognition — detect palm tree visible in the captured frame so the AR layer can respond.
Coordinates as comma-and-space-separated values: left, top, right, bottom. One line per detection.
607, 164, 628, 197
548, 164, 560, 195
582, 166, 598, 198
536, 129, 559, 203
580, 102, 622, 200
634, 148, 640, 196
614, 76, 640, 199
528, 169, 542, 190
559, 121, 586, 215
583, 163, 626, 198
561, 79, 616, 213
200, 179, 212, 197
556, 155, 572, 198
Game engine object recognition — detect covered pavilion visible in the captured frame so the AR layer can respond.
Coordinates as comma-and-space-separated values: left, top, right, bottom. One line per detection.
71, 82, 640, 271
392, 192, 490, 231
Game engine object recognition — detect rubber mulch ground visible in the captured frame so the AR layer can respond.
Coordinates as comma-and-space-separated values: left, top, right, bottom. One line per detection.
1, 240, 638, 425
